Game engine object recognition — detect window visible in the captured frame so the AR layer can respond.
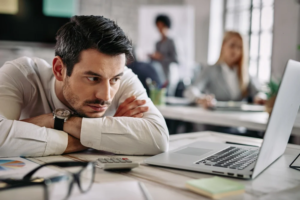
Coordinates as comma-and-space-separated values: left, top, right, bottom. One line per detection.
224, 0, 274, 83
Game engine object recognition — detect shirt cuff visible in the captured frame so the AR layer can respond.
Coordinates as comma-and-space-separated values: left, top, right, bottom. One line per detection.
44, 128, 68, 156
80, 118, 102, 149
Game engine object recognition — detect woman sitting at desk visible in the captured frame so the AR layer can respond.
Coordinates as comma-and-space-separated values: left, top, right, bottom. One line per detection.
184, 31, 265, 108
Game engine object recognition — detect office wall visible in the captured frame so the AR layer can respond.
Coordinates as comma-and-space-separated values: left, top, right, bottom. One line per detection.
272, 0, 300, 80
78, 0, 184, 45
184, 0, 211, 65
0, 0, 185, 66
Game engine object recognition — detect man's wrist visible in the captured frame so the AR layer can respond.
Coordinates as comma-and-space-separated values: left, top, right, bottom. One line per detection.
63, 116, 82, 139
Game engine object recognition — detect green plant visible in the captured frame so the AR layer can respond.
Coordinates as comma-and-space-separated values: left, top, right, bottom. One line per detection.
265, 79, 281, 99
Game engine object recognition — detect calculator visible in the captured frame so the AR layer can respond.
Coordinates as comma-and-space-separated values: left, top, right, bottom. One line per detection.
96, 157, 139, 170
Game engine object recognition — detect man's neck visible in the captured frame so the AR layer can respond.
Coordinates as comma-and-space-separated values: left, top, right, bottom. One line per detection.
55, 79, 72, 110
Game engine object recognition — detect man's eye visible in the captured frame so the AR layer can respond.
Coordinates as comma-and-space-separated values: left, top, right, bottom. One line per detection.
110, 78, 120, 84
87, 77, 98, 82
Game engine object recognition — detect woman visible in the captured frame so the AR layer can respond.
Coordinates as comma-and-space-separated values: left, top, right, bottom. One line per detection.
184, 31, 265, 108
149, 14, 178, 80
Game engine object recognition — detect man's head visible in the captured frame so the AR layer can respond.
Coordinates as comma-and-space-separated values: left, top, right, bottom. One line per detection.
53, 15, 132, 118
155, 14, 171, 37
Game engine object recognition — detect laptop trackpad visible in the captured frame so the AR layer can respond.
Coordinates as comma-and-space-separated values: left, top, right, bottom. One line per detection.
174, 147, 213, 157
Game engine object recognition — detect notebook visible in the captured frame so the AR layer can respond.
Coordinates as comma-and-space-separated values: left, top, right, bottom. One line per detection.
186, 176, 245, 199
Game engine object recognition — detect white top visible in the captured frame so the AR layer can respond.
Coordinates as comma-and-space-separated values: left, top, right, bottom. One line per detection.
221, 63, 241, 100
0, 57, 169, 157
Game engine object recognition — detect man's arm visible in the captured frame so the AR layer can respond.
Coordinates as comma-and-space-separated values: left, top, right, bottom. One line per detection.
65, 68, 169, 155
0, 61, 69, 157
20, 95, 150, 154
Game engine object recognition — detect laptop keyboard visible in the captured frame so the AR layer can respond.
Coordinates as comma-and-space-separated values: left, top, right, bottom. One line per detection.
196, 146, 259, 170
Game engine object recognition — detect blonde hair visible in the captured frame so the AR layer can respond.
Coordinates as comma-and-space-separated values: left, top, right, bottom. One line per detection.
216, 31, 249, 97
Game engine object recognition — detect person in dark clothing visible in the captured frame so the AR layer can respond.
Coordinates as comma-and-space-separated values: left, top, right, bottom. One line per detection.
127, 61, 161, 96
149, 14, 178, 80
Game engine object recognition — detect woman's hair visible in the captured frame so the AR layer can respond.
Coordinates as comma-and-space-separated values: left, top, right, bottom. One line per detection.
216, 31, 249, 97
155, 14, 171, 28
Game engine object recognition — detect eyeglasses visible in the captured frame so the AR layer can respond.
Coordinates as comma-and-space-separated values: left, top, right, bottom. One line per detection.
0, 161, 95, 200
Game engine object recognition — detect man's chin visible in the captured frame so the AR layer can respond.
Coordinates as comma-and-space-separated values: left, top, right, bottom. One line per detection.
83, 112, 105, 118
74, 110, 106, 118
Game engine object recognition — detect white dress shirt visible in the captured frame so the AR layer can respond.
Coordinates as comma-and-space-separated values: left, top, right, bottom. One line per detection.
0, 57, 169, 157
221, 63, 241, 101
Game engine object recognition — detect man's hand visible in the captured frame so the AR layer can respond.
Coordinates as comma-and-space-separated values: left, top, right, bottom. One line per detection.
21, 114, 86, 153
114, 96, 149, 118
21, 113, 54, 128
63, 134, 87, 154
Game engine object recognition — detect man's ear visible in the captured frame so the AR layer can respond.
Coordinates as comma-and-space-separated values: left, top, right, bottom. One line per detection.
53, 56, 67, 81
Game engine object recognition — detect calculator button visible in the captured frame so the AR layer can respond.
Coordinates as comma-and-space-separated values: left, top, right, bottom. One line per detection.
122, 158, 128, 160
98, 158, 106, 163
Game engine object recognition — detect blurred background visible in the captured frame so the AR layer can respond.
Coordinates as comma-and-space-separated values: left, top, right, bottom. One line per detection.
1, 0, 299, 85
1, 0, 300, 140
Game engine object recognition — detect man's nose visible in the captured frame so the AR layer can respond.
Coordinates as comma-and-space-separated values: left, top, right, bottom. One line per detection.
95, 81, 110, 102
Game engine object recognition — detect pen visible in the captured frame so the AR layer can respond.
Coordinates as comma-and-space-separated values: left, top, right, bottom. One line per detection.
138, 182, 153, 200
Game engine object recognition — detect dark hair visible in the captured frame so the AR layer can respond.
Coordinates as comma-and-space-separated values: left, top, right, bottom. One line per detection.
55, 15, 133, 76
155, 14, 171, 28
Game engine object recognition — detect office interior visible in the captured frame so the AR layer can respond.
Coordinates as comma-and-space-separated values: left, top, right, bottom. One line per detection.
2, 0, 299, 141
1, 0, 300, 199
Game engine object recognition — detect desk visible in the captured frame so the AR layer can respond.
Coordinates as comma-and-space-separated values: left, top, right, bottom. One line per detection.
27, 132, 300, 200
157, 105, 300, 136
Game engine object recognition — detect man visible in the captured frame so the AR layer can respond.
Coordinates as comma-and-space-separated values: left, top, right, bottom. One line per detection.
0, 16, 169, 157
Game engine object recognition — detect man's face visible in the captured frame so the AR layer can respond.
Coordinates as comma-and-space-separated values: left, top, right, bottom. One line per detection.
62, 49, 125, 118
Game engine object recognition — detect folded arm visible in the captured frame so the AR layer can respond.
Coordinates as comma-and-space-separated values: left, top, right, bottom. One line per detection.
0, 63, 72, 157
66, 71, 169, 155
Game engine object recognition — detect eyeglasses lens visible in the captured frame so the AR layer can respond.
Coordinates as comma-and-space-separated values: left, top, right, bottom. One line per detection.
79, 163, 93, 192
48, 174, 73, 200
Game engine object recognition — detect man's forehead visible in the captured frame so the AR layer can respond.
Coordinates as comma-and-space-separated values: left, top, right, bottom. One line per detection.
73, 49, 125, 76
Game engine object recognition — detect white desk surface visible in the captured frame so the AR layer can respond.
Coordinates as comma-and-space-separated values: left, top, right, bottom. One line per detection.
26, 131, 300, 200
157, 105, 300, 136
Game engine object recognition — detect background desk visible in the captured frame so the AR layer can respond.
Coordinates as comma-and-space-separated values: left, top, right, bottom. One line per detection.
157, 105, 300, 136
28, 132, 300, 200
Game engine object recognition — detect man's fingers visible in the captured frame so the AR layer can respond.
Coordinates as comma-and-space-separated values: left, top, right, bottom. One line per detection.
117, 99, 147, 116
123, 106, 149, 117
132, 113, 144, 118
119, 96, 136, 108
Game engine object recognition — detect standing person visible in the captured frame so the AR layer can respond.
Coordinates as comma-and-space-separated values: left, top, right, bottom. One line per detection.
184, 31, 266, 108
149, 14, 178, 80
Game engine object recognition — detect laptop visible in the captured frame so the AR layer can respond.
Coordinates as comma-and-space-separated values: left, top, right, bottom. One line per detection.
145, 60, 300, 179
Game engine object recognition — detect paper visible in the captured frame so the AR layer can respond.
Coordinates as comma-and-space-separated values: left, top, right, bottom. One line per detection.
0, 157, 39, 179
70, 181, 147, 200
0, 157, 64, 179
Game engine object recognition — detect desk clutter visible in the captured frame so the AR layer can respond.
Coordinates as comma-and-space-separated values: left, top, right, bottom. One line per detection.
186, 176, 245, 199
96, 157, 139, 170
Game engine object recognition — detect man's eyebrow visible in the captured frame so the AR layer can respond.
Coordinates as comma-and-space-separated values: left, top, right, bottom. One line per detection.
83, 71, 124, 77
84, 71, 102, 77
114, 72, 124, 77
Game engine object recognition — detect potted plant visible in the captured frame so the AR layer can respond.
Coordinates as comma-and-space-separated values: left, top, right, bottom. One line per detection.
265, 79, 281, 114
